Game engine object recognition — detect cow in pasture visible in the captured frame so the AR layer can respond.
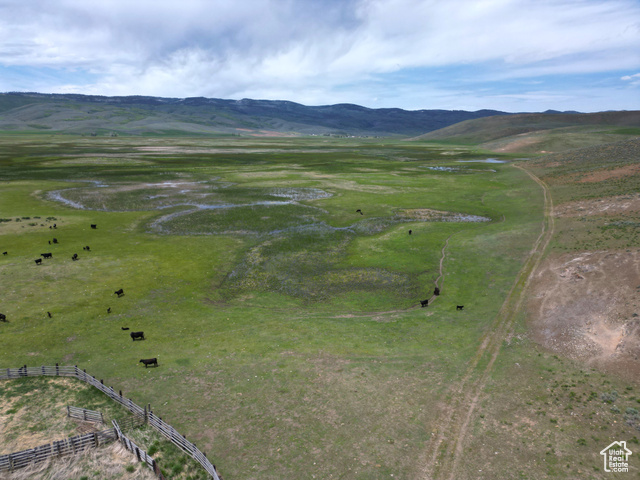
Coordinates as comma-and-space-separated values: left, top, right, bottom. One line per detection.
0, 313, 6, 322
130, 331, 145, 341
52, 238, 58, 244
409, 229, 412, 235
139, 358, 157, 368
114, 288, 124, 297
356, 209, 363, 215
107, 307, 111, 313
434, 287, 440, 296
121, 327, 129, 330
91, 224, 97, 229
41, 253, 52, 259
48, 241, 51, 245
2, 251, 7, 255
35, 258, 42, 265
420, 299, 429, 307
72, 253, 78, 261
53, 224, 56, 229
47, 311, 52, 318
83, 246, 90, 251
456, 305, 464, 310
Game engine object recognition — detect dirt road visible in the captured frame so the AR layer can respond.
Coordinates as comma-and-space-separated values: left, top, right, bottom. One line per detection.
419, 164, 555, 480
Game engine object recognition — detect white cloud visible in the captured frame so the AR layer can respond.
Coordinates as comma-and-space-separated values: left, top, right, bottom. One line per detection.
0, 0, 639, 110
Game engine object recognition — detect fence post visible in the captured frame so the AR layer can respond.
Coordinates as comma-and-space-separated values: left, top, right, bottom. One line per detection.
41, 365, 45, 375
67, 406, 70, 417
93, 432, 98, 448
55, 363, 59, 376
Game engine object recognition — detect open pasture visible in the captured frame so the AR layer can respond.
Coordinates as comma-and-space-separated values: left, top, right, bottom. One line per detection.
0, 134, 543, 479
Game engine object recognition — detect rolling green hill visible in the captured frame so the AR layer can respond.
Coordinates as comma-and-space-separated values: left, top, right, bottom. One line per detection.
411, 110, 640, 153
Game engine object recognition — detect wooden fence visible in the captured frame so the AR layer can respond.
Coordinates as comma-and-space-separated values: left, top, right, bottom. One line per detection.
113, 419, 165, 480
67, 405, 104, 424
1, 365, 222, 480
0, 428, 116, 472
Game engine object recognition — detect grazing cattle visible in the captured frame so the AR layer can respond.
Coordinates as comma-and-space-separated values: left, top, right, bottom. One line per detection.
41, 253, 52, 259
356, 209, 363, 215
35, 258, 42, 265
456, 305, 464, 310
409, 229, 412, 235
121, 327, 129, 330
53, 224, 56, 229
83, 246, 91, 251
91, 224, 97, 229
107, 307, 111, 313
130, 331, 145, 341
2, 251, 7, 255
47, 311, 52, 318
72, 253, 78, 261
139, 358, 158, 368
52, 238, 58, 244
48, 241, 51, 245
434, 287, 440, 296
114, 288, 124, 297
0, 313, 6, 322
420, 299, 429, 307
49, 226, 52, 229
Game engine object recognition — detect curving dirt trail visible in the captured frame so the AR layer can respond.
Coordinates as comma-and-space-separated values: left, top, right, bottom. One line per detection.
419, 164, 554, 480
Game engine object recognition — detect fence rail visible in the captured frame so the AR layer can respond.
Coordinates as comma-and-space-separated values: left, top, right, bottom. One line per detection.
0, 428, 116, 472
113, 420, 166, 480
67, 405, 104, 424
1, 365, 221, 480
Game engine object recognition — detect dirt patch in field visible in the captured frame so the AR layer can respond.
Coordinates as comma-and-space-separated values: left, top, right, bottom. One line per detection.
576, 163, 640, 183
554, 194, 640, 217
527, 250, 640, 380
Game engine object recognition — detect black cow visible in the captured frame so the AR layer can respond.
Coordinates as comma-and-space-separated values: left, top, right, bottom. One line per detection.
48, 241, 51, 245
121, 327, 129, 330
456, 305, 464, 311
83, 246, 91, 251
107, 307, 111, 314
91, 224, 97, 229
52, 238, 58, 244
434, 287, 440, 296
114, 288, 124, 297
41, 253, 52, 259
420, 299, 429, 307
53, 224, 56, 229
356, 209, 363, 215
35, 258, 42, 265
72, 253, 78, 261
409, 229, 412, 235
0, 313, 6, 322
2, 251, 7, 255
130, 331, 145, 341
47, 311, 52, 318
139, 358, 157, 368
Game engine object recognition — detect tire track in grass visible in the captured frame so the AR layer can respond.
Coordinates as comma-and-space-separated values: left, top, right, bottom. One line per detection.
419, 164, 554, 480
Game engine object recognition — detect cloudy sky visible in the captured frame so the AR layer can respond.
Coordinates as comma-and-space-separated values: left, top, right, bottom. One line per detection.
0, 0, 638, 112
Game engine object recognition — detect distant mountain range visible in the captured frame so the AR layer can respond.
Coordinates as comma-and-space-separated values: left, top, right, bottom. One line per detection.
1, 92, 636, 145
0, 92, 516, 137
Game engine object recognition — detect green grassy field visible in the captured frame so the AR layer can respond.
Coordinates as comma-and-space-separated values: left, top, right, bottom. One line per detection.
2, 133, 635, 479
